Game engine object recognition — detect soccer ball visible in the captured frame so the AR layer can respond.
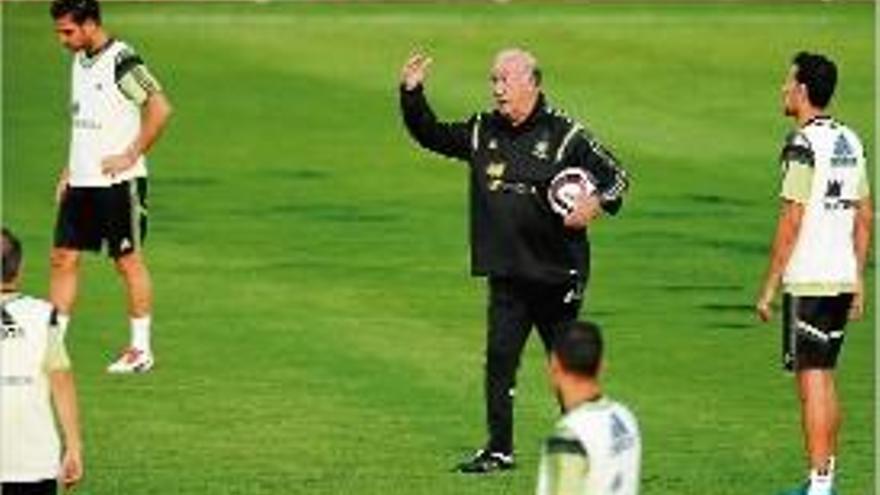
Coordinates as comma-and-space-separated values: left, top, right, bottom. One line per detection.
547, 167, 596, 216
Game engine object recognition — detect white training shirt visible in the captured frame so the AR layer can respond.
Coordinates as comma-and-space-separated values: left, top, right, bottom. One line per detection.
0, 293, 71, 483
779, 116, 870, 295
536, 397, 641, 495
67, 39, 162, 187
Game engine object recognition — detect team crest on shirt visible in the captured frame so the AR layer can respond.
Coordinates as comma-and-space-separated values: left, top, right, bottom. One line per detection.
532, 140, 550, 160
486, 162, 506, 191
486, 162, 505, 179
831, 134, 856, 167
833, 133, 852, 156
488, 139, 498, 150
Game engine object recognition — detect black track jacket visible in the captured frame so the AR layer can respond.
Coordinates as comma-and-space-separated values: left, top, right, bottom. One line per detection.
400, 85, 629, 284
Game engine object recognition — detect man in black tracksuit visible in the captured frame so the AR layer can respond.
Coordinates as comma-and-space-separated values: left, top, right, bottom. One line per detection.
399, 49, 629, 473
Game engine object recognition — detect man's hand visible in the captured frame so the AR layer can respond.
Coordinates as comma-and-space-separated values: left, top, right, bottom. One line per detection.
100, 148, 138, 178
59, 447, 83, 490
755, 287, 775, 322
756, 200, 803, 323
563, 193, 602, 229
55, 168, 70, 205
849, 277, 865, 321
401, 52, 432, 91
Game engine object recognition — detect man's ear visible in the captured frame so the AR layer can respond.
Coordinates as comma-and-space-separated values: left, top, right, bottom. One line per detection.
82, 19, 99, 36
796, 82, 811, 106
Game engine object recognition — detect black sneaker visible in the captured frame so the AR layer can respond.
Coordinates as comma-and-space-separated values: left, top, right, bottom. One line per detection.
455, 449, 515, 474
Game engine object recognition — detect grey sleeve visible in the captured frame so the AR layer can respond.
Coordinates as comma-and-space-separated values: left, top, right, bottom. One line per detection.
115, 49, 163, 105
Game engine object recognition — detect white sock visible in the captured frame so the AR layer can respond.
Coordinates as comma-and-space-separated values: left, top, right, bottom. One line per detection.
131, 316, 151, 354
806, 464, 834, 495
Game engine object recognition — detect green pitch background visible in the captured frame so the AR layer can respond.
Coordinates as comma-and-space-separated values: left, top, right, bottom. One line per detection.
2, 2, 875, 494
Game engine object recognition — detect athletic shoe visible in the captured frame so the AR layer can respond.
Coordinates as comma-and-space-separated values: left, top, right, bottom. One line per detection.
107, 347, 154, 373
455, 448, 514, 474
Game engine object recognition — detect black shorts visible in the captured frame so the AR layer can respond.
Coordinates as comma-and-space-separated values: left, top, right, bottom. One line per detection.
782, 293, 853, 372
54, 178, 148, 258
0, 479, 58, 495
488, 275, 585, 353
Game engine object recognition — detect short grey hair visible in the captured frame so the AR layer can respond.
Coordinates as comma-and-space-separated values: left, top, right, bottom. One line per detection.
494, 48, 541, 85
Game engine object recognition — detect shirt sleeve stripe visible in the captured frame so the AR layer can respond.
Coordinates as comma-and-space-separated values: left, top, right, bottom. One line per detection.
555, 123, 583, 163
115, 52, 145, 82
595, 145, 628, 201
602, 166, 628, 201
545, 436, 588, 457
132, 65, 162, 94
471, 114, 482, 152
118, 65, 162, 105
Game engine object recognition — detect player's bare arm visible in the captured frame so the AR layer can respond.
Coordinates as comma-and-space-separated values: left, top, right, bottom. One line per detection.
757, 200, 805, 321
54, 167, 70, 204
401, 52, 432, 91
50, 370, 83, 489
849, 196, 873, 320
101, 91, 173, 177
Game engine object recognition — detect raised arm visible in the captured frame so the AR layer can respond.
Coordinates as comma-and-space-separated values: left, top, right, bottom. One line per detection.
399, 53, 473, 162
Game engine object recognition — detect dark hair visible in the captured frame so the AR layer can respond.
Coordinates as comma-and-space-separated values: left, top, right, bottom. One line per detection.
2, 228, 23, 284
50, 0, 101, 25
552, 320, 604, 378
792, 51, 837, 109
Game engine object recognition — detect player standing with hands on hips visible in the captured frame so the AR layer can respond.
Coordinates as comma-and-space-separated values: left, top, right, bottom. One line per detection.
49, 0, 172, 373
399, 48, 629, 473
756, 52, 872, 495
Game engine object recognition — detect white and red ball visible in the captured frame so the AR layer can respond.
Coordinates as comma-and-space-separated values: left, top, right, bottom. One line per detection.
547, 167, 596, 216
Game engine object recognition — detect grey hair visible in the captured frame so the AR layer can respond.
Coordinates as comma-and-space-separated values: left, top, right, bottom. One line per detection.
494, 48, 542, 86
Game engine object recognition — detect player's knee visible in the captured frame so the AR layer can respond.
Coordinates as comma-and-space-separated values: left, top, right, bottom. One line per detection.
114, 253, 144, 275
50, 249, 78, 272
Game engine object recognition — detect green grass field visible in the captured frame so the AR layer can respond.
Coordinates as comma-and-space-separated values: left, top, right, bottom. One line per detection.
2, 2, 875, 494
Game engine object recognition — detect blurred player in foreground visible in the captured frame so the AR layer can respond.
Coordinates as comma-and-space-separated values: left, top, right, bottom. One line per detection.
535, 320, 640, 495
2, 228, 83, 494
